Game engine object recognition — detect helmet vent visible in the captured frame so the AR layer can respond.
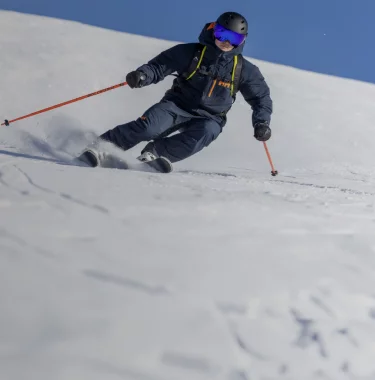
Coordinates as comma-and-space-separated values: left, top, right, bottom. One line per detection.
216, 12, 248, 35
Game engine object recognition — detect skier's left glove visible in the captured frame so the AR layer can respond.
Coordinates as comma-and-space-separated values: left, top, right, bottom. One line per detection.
126, 71, 146, 89
254, 122, 271, 142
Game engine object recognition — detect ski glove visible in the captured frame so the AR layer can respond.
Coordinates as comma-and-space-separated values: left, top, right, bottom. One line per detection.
126, 71, 146, 88
254, 122, 271, 142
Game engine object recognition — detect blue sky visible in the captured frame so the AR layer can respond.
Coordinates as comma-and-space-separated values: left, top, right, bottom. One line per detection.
1, 0, 373, 83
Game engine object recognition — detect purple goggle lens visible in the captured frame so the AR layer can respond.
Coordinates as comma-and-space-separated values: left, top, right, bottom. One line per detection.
213, 24, 246, 46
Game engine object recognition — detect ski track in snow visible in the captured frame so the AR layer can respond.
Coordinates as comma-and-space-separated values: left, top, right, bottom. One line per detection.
1, 10, 375, 380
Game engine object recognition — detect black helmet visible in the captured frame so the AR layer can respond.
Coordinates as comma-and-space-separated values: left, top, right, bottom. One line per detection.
216, 12, 248, 35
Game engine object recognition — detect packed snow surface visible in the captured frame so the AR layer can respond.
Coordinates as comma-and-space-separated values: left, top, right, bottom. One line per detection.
1, 10, 375, 380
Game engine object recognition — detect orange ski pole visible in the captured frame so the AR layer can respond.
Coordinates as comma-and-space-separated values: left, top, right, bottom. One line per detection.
263, 142, 278, 176
2, 82, 128, 127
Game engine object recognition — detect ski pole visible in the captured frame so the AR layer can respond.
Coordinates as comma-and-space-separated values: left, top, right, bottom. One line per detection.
263, 142, 278, 176
1, 81, 128, 127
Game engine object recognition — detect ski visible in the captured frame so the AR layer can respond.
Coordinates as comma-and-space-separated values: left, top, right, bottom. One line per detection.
76, 150, 173, 173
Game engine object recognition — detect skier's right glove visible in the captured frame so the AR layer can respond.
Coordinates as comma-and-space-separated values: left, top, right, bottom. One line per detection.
254, 122, 272, 142
126, 71, 146, 89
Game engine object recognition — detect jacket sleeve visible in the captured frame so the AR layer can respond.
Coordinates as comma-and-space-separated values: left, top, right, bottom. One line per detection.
239, 61, 273, 127
136, 43, 196, 86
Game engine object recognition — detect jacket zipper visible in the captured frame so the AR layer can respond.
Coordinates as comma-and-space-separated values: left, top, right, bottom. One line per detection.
208, 79, 217, 97
208, 53, 222, 98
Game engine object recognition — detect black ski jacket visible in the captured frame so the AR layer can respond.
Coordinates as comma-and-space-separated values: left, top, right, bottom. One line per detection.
137, 23, 273, 126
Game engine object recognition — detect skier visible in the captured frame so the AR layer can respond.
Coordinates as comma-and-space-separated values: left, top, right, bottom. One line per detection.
79, 11, 273, 172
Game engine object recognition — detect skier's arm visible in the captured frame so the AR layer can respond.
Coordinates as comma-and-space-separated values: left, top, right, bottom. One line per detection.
239, 62, 273, 127
136, 44, 195, 86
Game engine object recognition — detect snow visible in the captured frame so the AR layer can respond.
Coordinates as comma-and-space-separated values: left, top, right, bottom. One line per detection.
1, 10, 375, 380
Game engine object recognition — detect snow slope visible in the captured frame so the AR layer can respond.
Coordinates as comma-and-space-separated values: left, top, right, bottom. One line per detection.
1, 10, 375, 380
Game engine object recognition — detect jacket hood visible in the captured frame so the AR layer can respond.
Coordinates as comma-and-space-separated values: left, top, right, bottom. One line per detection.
198, 22, 245, 57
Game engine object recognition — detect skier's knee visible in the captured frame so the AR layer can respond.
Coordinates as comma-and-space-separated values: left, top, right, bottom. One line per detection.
202, 122, 221, 143
129, 118, 155, 140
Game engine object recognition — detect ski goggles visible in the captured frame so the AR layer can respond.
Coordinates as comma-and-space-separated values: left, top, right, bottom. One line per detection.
213, 23, 246, 46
